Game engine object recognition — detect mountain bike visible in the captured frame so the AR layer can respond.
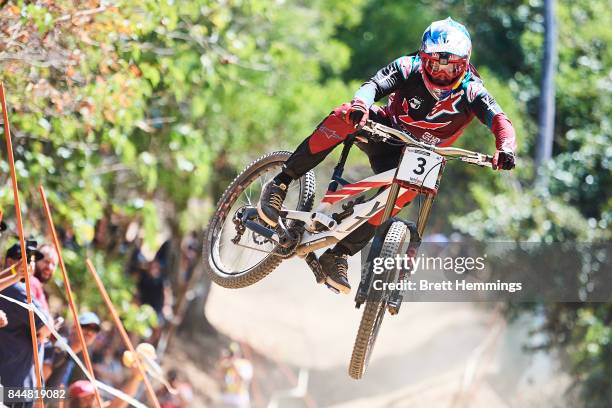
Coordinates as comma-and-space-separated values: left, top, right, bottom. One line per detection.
203, 120, 493, 379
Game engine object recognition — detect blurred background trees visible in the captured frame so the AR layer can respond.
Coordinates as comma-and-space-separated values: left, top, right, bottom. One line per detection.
0, 0, 609, 404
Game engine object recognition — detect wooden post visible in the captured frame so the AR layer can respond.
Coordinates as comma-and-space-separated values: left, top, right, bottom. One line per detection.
85, 259, 162, 408
0, 82, 44, 408
38, 185, 104, 408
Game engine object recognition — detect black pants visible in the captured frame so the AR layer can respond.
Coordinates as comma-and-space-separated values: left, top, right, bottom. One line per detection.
282, 104, 405, 255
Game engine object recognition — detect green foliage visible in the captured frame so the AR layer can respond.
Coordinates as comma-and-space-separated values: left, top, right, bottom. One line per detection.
0, 0, 356, 332
449, 1, 611, 404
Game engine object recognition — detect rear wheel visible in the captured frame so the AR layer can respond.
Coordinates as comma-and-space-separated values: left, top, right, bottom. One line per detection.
348, 221, 409, 379
204, 151, 315, 288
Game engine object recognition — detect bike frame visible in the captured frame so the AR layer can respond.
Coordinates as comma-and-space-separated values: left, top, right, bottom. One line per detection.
287, 166, 436, 256
231, 120, 491, 268
279, 121, 491, 257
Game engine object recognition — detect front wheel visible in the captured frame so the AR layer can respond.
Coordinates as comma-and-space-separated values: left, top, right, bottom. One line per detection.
203, 151, 316, 289
348, 221, 409, 379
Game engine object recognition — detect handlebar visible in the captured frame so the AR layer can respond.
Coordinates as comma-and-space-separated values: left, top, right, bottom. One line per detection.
361, 120, 493, 168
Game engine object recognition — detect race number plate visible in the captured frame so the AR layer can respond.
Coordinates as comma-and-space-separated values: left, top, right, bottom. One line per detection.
395, 148, 443, 190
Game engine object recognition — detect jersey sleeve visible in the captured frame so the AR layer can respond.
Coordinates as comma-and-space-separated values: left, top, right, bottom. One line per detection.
466, 80, 517, 152
353, 56, 415, 107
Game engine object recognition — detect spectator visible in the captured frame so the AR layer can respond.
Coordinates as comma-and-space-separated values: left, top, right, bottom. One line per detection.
4, 242, 49, 315
0, 242, 43, 292
217, 343, 253, 408
138, 260, 172, 318
0, 244, 50, 405
0, 308, 7, 328
68, 368, 143, 408
126, 237, 147, 277
44, 312, 101, 387
137, 259, 172, 344
94, 347, 126, 388
156, 368, 193, 408
31, 244, 59, 317
35, 244, 59, 284
0, 261, 24, 292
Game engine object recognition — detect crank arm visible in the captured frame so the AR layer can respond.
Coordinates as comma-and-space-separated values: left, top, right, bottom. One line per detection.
243, 219, 280, 242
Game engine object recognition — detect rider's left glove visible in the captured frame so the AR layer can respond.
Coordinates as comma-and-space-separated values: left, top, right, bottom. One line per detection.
345, 98, 369, 129
492, 150, 515, 170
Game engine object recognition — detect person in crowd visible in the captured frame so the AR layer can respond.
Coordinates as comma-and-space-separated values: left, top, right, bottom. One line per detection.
156, 368, 193, 408
2, 242, 49, 315
0, 308, 7, 328
126, 237, 147, 277
137, 259, 173, 344
67, 367, 143, 408
0, 243, 50, 404
217, 343, 253, 408
138, 260, 172, 318
0, 259, 25, 292
44, 312, 102, 387
0, 242, 43, 290
94, 347, 126, 388
35, 243, 59, 284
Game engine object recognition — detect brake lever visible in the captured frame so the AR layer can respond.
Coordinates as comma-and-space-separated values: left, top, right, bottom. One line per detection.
460, 155, 493, 168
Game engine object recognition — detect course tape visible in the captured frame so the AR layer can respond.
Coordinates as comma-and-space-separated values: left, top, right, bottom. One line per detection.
0, 293, 148, 408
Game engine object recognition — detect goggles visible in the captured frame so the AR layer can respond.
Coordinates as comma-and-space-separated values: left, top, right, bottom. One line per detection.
420, 52, 467, 86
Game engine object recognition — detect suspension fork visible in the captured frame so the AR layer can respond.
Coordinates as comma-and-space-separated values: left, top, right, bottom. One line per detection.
416, 159, 446, 238
379, 183, 401, 226
386, 162, 445, 314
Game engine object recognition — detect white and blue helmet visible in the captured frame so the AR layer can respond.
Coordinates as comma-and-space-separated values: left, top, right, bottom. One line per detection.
419, 17, 472, 99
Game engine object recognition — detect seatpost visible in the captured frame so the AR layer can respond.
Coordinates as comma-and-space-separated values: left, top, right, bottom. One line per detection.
327, 135, 355, 192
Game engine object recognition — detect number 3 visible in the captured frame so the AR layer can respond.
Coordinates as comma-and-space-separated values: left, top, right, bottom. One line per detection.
413, 157, 426, 175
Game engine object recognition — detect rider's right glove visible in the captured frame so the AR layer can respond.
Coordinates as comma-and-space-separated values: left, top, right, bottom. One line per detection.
492, 150, 516, 170
345, 98, 369, 129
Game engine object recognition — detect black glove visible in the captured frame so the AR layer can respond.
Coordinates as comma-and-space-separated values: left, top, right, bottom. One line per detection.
345, 98, 369, 129
493, 150, 515, 170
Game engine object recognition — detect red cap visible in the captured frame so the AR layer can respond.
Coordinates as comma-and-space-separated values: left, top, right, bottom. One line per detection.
69, 380, 96, 398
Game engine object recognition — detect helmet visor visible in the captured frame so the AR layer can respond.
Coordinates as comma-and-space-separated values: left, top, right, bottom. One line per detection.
421, 52, 467, 86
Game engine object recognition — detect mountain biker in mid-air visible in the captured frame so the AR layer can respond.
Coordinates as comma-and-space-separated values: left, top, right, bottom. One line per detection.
257, 17, 517, 294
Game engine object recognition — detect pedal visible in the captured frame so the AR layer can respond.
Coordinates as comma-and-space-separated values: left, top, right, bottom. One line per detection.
324, 283, 340, 294
354, 293, 366, 308
387, 298, 401, 315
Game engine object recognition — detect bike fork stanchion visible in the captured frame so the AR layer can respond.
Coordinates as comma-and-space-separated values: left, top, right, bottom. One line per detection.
417, 193, 436, 238
354, 180, 402, 307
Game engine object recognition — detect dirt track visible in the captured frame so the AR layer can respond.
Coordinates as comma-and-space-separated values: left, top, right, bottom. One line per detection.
207, 255, 567, 407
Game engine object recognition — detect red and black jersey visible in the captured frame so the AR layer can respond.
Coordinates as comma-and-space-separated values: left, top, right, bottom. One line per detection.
353, 55, 516, 152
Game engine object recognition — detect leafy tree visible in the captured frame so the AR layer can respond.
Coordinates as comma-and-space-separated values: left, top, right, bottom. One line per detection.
0, 0, 360, 333
452, 1, 611, 405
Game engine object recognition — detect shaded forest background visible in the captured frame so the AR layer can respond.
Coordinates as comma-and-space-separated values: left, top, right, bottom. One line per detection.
0, 0, 609, 405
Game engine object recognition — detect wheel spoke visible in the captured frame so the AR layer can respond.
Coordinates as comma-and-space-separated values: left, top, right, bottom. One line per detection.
209, 157, 311, 276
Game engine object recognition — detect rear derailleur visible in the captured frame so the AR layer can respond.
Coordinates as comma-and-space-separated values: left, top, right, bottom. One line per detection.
232, 206, 302, 258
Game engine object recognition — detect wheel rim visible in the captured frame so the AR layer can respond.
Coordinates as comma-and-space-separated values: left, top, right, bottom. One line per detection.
209, 162, 304, 276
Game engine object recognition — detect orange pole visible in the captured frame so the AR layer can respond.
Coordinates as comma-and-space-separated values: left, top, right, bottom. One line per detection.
0, 82, 44, 408
85, 259, 162, 408
38, 185, 104, 408
57, 385, 65, 408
